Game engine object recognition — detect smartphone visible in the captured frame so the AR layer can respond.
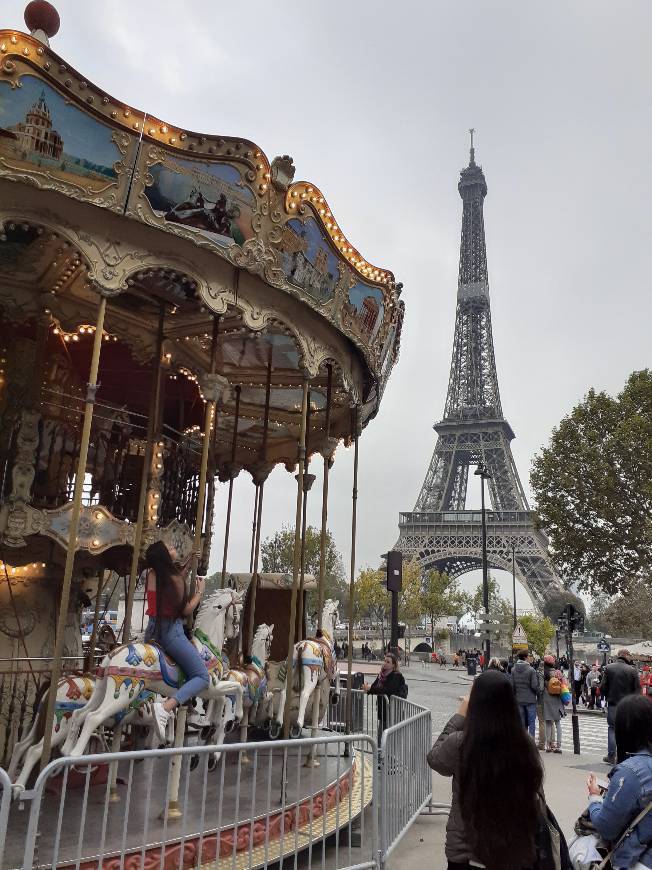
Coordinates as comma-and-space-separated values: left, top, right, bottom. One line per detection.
596, 778, 609, 793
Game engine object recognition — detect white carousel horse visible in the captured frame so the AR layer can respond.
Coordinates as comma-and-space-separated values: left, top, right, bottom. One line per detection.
9, 676, 172, 796
225, 623, 274, 745
62, 588, 245, 758
271, 599, 339, 738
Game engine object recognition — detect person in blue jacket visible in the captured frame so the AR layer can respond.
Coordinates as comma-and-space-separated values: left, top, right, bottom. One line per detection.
586, 695, 652, 869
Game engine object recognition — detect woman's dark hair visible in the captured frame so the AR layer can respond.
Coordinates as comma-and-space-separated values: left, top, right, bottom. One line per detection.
460, 670, 543, 870
615, 694, 652, 764
144, 541, 184, 628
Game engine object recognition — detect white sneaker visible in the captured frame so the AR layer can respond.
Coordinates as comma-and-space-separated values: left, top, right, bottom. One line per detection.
153, 702, 171, 744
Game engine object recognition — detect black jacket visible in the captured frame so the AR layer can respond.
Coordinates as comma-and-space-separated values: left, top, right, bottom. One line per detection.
601, 657, 639, 706
368, 671, 407, 722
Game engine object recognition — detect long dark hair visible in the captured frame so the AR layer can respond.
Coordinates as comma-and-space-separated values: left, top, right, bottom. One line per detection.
459, 670, 543, 870
615, 694, 652, 764
144, 541, 185, 625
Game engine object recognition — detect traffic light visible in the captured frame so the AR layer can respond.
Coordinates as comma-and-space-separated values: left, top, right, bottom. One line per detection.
557, 603, 584, 634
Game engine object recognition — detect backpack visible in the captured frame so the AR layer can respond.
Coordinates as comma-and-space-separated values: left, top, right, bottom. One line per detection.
548, 676, 562, 695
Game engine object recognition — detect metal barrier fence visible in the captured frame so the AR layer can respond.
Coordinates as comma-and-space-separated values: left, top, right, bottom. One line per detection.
9, 733, 377, 870
0, 765, 12, 869
326, 688, 388, 742
379, 698, 433, 864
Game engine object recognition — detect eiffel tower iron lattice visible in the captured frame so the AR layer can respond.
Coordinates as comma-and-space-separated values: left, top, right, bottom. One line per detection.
395, 138, 564, 612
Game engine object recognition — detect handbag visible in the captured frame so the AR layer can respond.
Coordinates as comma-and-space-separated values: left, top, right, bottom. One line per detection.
572, 799, 652, 870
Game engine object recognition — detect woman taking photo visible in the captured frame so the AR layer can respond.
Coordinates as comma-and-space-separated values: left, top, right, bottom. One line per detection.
428, 669, 567, 870
579, 694, 652, 869
143, 541, 209, 739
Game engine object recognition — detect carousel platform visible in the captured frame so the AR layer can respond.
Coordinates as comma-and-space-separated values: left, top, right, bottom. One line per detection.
5, 734, 373, 869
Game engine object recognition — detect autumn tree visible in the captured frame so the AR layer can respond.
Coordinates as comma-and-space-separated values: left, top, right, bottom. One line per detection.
260, 525, 347, 614
589, 579, 652, 639
399, 559, 424, 650
354, 567, 390, 647
530, 370, 652, 596
519, 615, 555, 657
421, 570, 467, 647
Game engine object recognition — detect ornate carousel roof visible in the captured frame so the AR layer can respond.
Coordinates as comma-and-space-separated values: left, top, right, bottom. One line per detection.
0, 3, 404, 478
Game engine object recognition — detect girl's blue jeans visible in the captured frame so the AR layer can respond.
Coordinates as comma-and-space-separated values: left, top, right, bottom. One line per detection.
144, 617, 209, 705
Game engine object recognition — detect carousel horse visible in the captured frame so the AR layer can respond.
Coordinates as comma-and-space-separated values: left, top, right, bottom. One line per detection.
224, 623, 274, 745
9, 676, 172, 796
62, 588, 245, 758
271, 599, 339, 738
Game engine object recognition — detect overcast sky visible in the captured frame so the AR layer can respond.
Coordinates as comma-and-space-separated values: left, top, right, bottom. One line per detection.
6, 1, 651, 609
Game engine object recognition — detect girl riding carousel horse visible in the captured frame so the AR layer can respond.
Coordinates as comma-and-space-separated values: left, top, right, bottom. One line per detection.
143, 541, 209, 740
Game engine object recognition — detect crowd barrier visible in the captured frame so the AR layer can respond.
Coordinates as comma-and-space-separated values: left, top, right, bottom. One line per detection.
1, 691, 437, 869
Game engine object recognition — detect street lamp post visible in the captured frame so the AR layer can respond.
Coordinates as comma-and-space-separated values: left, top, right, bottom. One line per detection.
474, 462, 492, 667
511, 540, 517, 630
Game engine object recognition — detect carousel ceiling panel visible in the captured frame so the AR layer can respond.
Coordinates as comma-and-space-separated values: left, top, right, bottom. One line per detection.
0, 27, 404, 410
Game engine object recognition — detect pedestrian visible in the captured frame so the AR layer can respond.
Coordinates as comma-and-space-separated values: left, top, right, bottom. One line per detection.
142, 541, 209, 740
511, 649, 542, 738
428, 670, 568, 870
543, 665, 565, 753
573, 660, 584, 705
487, 657, 504, 672
573, 695, 652, 870
586, 664, 601, 710
363, 652, 407, 743
334, 640, 341, 660
580, 661, 590, 706
534, 655, 547, 750
601, 648, 641, 765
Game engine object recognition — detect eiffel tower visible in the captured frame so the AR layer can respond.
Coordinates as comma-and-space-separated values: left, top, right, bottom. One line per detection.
395, 134, 564, 612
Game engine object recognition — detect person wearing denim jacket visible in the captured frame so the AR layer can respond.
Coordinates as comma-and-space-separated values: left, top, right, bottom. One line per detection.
585, 696, 652, 869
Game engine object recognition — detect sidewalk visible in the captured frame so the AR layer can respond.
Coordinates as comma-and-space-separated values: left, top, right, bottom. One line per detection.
387, 749, 608, 869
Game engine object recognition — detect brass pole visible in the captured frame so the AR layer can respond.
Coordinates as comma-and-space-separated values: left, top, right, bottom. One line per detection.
40, 291, 108, 770
248, 485, 259, 574
282, 376, 310, 739
345, 405, 360, 735
318, 365, 333, 631
245, 350, 273, 653
167, 315, 221, 818
85, 569, 106, 672
297, 393, 312, 641
122, 305, 165, 643
220, 384, 241, 588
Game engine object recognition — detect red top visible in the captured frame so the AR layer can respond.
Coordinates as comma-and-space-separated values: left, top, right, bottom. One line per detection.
146, 586, 181, 619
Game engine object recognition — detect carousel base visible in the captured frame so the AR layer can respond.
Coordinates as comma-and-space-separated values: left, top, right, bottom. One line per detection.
5, 732, 373, 870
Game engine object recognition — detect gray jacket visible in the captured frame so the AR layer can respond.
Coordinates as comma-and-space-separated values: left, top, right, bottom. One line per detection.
426, 714, 472, 863
511, 660, 541, 705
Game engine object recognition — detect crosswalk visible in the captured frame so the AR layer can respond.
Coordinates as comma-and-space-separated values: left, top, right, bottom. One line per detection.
428, 711, 608, 757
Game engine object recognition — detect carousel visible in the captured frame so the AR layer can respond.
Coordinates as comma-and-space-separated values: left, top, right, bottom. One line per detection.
0, 2, 403, 867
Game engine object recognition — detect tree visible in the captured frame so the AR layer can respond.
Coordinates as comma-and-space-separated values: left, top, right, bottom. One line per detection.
354, 567, 390, 647
530, 370, 652, 597
260, 525, 347, 613
399, 560, 424, 651
421, 570, 467, 648
589, 579, 652, 639
519, 615, 555, 657
540, 589, 585, 624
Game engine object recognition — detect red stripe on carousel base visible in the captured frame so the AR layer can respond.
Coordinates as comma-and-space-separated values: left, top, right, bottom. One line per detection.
61, 759, 357, 870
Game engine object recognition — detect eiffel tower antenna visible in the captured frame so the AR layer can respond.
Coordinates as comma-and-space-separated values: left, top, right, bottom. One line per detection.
394, 146, 564, 611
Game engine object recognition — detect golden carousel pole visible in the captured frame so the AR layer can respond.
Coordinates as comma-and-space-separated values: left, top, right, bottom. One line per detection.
248, 486, 259, 573
40, 289, 109, 771
122, 304, 165, 644
297, 394, 315, 641
317, 364, 333, 632
220, 384, 241, 588
282, 375, 310, 739
305, 367, 334, 765
85, 568, 106, 672
345, 405, 360, 736
245, 350, 273, 654
166, 315, 223, 819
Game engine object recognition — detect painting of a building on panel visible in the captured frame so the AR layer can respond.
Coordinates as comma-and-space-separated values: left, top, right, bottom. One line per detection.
279, 218, 339, 303
0, 75, 121, 187
144, 156, 256, 247
344, 281, 384, 342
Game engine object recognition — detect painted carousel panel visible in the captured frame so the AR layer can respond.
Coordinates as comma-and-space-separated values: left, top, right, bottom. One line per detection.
139, 153, 257, 248
343, 280, 385, 345
278, 216, 340, 305
0, 74, 135, 208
